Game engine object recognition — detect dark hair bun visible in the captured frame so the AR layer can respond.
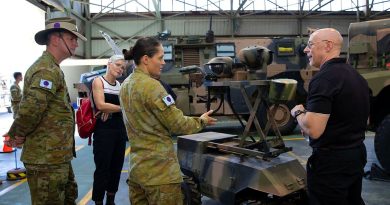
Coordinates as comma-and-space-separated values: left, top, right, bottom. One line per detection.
123, 47, 135, 60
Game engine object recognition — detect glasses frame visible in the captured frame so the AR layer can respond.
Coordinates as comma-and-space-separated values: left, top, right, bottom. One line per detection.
306, 40, 333, 49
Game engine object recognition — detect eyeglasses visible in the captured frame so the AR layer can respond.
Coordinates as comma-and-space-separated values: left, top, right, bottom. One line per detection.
306, 40, 333, 49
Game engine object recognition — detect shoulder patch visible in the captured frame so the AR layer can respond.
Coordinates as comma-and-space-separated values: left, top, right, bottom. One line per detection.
39, 79, 53, 89
162, 94, 175, 107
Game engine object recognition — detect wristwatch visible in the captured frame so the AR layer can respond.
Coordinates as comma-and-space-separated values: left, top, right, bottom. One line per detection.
294, 110, 306, 118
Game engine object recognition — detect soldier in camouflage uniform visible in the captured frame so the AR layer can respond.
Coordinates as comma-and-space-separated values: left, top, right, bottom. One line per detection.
10, 72, 23, 119
4, 17, 87, 205
120, 37, 217, 205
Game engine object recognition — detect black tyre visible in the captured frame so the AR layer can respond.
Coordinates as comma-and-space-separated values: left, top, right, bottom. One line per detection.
258, 101, 297, 136
236, 189, 307, 205
374, 114, 390, 173
182, 176, 202, 205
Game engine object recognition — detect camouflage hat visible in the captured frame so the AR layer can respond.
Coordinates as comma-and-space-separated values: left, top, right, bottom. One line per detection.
35, 17, 87, 45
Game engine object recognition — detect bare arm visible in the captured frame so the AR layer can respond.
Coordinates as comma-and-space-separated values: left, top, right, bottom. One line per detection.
92, 78, 121, 113
291, 104, 329, 139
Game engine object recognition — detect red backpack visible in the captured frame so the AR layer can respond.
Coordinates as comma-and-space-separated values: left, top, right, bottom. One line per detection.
76, 97, 96, 145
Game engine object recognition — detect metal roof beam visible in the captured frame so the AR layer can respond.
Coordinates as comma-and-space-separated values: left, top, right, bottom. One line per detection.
299, 0, 305, 14
26, 0, 50, 10
91, 0, 136, 22
266, 0, 297, 16
73, 0, 155, 19
172, 0, 228, 16
92, 0, 115, 20
233, 0, 248, 16
162, 0, 226, 19
312, 0, 390, 16
97, 20, 159, 58
369, 7, 390, 18
370, 0, 375, 9
303, 0, 334, 17
134, 0, 156, 17
151, 0, 161, 18
239, 10, 271, 17
204, 0, 231, 16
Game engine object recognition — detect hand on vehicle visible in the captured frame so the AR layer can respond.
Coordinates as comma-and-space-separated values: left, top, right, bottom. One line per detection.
200, 110, 217, 126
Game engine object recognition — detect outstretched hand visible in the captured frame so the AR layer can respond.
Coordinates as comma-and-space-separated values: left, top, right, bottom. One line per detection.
200, 110, 217, 126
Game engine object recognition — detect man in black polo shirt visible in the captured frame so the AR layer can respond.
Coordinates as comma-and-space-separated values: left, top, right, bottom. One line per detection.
291, 28, 369, 205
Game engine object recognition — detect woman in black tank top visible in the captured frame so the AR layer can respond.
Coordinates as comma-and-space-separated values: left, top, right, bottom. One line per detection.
91, 55, 127, 205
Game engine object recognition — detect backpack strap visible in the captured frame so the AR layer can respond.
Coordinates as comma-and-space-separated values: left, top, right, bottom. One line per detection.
90, 76, 104, 114
88, 77, 104, 146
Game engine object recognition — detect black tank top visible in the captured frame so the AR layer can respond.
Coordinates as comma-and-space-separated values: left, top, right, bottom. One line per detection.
94, 76, 125, 131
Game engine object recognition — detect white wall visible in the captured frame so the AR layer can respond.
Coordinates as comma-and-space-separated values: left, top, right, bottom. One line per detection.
0, 0, 45, 83
61, 59, 108, 103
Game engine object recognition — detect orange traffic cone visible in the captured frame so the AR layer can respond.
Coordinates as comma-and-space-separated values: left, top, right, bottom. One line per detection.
1, 136, 15, 153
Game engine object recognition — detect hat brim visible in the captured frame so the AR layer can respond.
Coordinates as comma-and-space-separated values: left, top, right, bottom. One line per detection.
35, 28, 87, 45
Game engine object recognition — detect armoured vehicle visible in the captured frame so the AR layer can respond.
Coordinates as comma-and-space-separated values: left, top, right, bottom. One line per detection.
177, 65, 308, 204
178, 131, 307, 205
348, 18, 390, 180
171, 35, 308, 204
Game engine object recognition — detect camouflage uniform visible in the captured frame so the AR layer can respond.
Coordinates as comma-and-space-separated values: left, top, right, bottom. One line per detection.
8, 51, 77, 205
120, 68, 206, 205
10, 82, 22, 119
128, 180, 183, 205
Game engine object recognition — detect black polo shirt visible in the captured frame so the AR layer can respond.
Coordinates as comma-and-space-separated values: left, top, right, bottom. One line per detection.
306, 58, 370, 149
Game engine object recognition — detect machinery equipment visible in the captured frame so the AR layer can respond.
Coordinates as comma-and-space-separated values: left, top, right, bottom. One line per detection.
348, 18, 390, 181
171, 44, 306, 135
159, 17, 316, 135
178, 44, 307, 204
178, 78, 306, 204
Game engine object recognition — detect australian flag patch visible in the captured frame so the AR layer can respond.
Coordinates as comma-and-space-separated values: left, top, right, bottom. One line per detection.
162, 94, 175, 107
39, 79, 53, 89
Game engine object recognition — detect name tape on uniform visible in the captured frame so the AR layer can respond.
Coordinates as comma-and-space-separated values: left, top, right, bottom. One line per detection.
40, 79, 53, 89
162, 94, 175, 107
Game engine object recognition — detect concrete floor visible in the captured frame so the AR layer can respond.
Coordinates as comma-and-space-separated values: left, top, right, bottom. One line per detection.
0, 109, 389, 205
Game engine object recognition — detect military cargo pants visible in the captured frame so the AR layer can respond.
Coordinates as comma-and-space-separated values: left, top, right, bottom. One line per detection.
25, 162, 78, 205
128, 180, 183, 205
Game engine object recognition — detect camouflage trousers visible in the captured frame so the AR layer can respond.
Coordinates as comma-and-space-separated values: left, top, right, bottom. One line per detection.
24, 162, 78, 205
128, 180, 183, 205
